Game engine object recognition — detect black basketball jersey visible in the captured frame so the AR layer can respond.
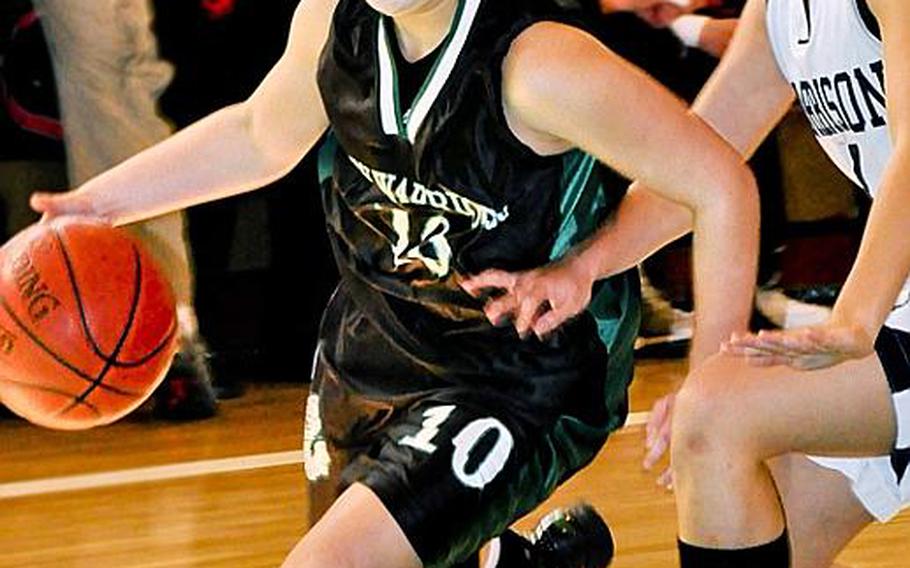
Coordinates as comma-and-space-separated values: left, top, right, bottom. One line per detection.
314, 0, 639, 426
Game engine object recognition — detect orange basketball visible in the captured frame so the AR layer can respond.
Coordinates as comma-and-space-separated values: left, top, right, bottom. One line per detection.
0, 218, 178, 430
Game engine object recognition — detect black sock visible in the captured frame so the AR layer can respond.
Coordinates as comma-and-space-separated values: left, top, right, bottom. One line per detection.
484, 530, 535, 568
678, 530, 790, 568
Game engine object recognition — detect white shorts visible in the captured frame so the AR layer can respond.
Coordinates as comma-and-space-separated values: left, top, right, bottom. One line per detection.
808, 326, 910, 522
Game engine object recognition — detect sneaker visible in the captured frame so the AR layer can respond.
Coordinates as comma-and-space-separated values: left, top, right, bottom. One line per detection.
153, 338, 218, 421
528, 504, 615, 568
639, 273, 677, 337
639, 273, 693, 337
0, 403, 15, 419
785, 284, 841, 307
755, 288, 832, 329
636, 273, 692, 358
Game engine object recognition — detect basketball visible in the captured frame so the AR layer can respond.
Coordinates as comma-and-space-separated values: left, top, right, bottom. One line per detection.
0, 218, 178, 430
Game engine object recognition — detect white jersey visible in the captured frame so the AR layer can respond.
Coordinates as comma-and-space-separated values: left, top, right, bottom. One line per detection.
766, 0, 910, 332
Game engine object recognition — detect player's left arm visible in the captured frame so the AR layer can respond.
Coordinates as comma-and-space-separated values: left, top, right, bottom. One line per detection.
728, 0, 910, 369
487, 22, 760, 363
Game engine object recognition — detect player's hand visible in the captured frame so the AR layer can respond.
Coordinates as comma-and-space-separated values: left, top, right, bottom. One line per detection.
30, 191, 106, 223
461, 255, 595, 340
722, 324, 875, 371
643, 393, 675, 489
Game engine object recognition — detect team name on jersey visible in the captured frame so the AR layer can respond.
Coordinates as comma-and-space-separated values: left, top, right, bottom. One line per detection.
791, 60, 886, 139
348, 154, 510, 231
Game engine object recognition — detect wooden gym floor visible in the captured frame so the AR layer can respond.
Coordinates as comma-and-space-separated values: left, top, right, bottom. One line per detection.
1, 358, 908, 567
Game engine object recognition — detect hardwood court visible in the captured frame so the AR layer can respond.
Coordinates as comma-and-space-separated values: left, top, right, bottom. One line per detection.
1, 359, 908, 567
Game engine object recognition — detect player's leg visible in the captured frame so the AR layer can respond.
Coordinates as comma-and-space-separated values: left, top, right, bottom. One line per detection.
283, 482, 422, 568
672, 351, 896, 566
768, 453, 873, 568
302, 388, 614, 568
305, 375, 609, 568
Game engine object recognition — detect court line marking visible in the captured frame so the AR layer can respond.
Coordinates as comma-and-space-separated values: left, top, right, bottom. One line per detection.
0, 451, 306, 500
0, 411, 651, 500
624, 411, 649, 428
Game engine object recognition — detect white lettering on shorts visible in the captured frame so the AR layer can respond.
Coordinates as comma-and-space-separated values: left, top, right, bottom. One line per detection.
303, 394, 331, 481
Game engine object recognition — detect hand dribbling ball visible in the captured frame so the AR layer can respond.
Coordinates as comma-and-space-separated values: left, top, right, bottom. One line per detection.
0, 218, 178, 430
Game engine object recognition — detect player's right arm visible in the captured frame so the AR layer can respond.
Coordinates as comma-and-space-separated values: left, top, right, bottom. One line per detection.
31, 0, 338, 226
575, 0, 795, 301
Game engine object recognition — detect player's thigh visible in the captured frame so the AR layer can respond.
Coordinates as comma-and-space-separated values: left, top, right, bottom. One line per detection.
769, 454, 872, 568
677, 353, 896, 459
283, 482, 421, 568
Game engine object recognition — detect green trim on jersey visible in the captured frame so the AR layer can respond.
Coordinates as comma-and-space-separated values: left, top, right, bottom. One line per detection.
376, 0, 482, 142
552, 150, 641, 428
317, 133, 337, 185
551, 151, 600, 258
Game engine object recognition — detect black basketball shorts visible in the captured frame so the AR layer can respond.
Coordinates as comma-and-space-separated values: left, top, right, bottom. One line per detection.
302, 349, 613, 568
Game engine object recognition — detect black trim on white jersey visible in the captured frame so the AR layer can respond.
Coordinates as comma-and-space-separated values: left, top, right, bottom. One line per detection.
856, 0, 881, 40
848, 144, 872, 195
797, 0, 812, 44
894, 448, 910, 483
874, 328, 910, 481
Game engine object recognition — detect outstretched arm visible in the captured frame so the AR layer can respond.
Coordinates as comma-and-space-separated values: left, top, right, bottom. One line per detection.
32, 0, 337, 226
839, 0, 910, 339
729, 0, 910, 369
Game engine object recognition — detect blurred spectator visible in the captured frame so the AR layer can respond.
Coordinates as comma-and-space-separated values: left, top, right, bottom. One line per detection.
30, 0, 218, 418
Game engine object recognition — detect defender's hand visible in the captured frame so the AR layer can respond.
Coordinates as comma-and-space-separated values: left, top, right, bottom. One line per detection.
723, 324, 874, 371
461, 255, 595, 340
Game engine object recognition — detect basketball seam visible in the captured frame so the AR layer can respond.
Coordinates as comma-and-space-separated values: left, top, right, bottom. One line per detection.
54, 232, 177, 369
0, 376, 101, 416
0, 297, 139, 397
115, 323, 177, 366
60, 245, 145, 416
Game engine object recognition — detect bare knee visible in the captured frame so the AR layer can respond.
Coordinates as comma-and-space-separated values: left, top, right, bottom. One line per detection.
671, 361, 758, 470
284, 483, 422, 568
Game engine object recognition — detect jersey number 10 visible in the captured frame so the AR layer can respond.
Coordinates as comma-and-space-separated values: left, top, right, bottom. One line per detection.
399, 405, 515, 490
